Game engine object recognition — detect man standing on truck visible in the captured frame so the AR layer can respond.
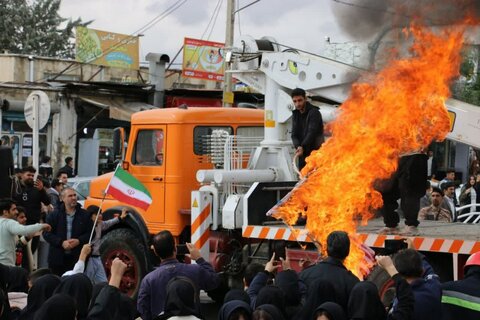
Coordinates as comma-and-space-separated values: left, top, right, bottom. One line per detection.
291, 88, 324, 170
379, 152, 428, 235
137, 230, 220, 320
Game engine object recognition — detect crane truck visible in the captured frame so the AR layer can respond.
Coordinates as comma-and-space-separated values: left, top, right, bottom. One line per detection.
85, 35, 480, 301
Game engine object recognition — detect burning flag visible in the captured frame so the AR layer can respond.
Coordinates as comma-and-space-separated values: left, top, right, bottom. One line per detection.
272, 22, 471, 276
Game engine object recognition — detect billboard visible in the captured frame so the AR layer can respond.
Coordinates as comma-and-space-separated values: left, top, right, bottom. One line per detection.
182, 38, 224, 81
76, 27, 139, 70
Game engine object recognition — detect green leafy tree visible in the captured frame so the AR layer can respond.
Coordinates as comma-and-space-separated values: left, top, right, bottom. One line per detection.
0, 0, 91, 58
454, 47, 480, 106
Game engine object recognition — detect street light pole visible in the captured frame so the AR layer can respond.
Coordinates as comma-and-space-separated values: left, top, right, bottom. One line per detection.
223, 0, 235, 108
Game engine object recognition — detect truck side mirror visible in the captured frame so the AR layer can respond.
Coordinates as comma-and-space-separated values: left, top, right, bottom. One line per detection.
113, 127, 126, 162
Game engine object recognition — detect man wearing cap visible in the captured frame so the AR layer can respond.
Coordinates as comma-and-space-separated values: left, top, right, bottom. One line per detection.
441, 251, 480, 319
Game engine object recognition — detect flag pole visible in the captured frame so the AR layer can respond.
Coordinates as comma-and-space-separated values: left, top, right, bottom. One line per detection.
88, 193, 106, 244
88, 164, 120, 244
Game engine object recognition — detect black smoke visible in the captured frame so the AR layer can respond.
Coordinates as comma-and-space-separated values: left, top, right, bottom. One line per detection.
330, 0, 480, 40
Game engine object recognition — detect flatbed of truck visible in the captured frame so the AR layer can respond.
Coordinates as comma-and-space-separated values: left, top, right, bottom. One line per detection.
243, 218, 480, 255
357, 218, 480, 255
357, 218, 480, 241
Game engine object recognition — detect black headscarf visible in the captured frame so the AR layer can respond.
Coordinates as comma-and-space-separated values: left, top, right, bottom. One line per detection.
218, 300, 252, 320
54, 274, 92, 319
116, 293, 137, 320
0, 264, 10, 320
294, 278, 337, 320
6, 265, 28, 293
89, 282, 108, 311
155, 276, 202, 319
18, 274, 61, 320
33, 294, 77, 320
255, 304, 285, 320
255, 285, 286, 316
0, 288, 7, 320
314, 302, 346, 320
348, 281, 386, 320
275, 270, 302, 306
224, 289, 251, 305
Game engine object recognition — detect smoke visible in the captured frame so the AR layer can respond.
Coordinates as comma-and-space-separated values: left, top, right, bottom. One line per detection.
330, 0, 480, 40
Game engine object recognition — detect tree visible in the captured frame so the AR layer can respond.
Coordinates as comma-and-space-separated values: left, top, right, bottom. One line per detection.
454, 46, 480, 106
0, 0, 91, 58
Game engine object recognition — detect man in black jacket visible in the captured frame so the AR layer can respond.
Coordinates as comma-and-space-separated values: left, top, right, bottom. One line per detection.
299, 231, 359, 313
0, 141, 14, 198
291, 88, 324, 170
59, 156, 75, 178
441, 251, 480, 319
43, 187, 93, 276
12, 166, 51, 254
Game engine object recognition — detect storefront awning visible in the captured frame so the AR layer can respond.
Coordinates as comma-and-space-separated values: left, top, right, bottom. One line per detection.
78, 97, 155, 122
110, 102, 156, 122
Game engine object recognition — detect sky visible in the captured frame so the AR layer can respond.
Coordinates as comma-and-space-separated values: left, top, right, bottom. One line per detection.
59, 0, 361, 66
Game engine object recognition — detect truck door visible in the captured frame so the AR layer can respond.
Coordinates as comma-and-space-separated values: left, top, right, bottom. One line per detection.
128, 126, 166, 223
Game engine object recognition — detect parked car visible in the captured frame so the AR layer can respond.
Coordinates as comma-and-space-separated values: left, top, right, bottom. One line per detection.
67, 177, 94, 207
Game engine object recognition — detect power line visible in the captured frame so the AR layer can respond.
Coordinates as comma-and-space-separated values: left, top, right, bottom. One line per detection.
172, 0, 225, 87
206, 0, 224, 40
37, 0, 189, 82
236, 0, 242, 36
201, 0, 224, 40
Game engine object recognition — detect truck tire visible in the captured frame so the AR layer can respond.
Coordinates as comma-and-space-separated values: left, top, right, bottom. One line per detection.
100, 228, 148, 298
367, 265, 396, 307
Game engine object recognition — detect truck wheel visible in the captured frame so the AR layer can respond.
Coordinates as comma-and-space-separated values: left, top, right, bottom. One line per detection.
100, 228, 148, 298
367, 265, 396, 307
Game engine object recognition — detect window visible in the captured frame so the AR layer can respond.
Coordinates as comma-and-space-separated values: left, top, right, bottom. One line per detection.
193, 126, 233, 155
75, 181, 90, 200
131, 129, 164, 166
237, 126, 264, 138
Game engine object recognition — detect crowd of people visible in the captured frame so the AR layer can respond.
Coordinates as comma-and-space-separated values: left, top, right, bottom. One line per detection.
0, 120, 479, 319
1, 211, 480, 320
417, 171, 480, 224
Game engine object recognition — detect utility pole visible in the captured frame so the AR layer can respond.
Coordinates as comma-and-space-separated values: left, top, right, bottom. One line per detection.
223, 0, 235, 108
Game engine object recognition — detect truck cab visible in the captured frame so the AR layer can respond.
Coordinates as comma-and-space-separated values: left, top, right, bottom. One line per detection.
86, 106, 264, 296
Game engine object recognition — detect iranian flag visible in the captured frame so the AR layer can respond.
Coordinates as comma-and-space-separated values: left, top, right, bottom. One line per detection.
105, 166, 152, 210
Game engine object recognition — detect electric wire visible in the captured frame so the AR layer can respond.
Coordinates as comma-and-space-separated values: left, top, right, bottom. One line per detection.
172, 0, 225, 87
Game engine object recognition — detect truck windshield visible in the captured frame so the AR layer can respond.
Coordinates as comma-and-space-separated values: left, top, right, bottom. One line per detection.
131, 129, 164, 166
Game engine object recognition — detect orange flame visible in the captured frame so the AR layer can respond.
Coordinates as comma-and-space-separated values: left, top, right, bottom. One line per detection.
273, 23, 468, 277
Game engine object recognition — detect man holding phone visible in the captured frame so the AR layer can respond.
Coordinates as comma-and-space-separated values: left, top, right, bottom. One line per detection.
137, 230, 220, 320
378, 238, 442, 320
12, 166, 51, 256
